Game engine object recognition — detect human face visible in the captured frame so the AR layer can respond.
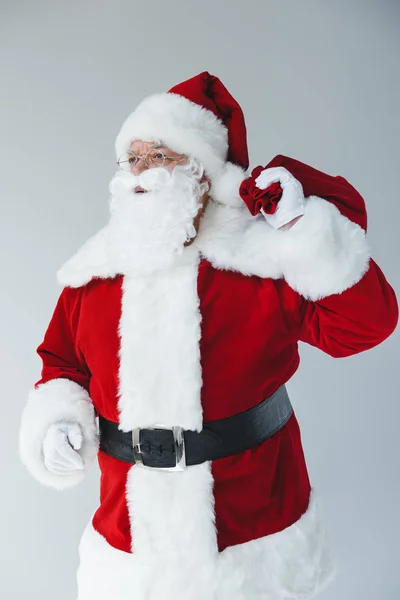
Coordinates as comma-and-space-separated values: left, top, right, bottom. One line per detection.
108, 153, 210, 272
128, 140, 187, 176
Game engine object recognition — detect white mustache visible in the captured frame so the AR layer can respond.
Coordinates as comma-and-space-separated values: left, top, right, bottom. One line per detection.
109, 160, 209, 199
109, 167, 176, 197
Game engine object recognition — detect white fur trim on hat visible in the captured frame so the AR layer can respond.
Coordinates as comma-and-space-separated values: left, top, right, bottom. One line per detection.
115, 93, 228, 179
19, 378, 99, 490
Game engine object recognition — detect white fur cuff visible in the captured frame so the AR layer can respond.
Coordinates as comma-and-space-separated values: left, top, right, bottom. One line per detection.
279, 196, 371, 301
19, 378, 99, 490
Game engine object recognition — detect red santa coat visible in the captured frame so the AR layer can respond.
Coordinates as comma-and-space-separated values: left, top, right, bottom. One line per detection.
20, 156, 398, 600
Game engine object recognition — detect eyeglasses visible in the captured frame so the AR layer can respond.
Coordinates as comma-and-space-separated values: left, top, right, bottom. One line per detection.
117, 149, 186, 172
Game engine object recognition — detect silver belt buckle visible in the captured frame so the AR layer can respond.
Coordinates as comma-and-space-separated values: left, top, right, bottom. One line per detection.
132, 425, 186, 472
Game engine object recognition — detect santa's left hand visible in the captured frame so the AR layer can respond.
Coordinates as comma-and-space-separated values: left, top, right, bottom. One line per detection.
255, 167, 305, 230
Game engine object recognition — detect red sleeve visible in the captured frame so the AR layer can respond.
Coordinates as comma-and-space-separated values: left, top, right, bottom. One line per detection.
35, 286, 91, 390
264, 154, 398, 356
298, 260, 398, 357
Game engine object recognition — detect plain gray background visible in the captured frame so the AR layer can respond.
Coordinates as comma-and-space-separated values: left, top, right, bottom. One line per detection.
1, 1, 399, 598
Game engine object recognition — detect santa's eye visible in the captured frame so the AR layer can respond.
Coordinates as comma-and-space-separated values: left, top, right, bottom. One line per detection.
147, 151, 166, 167
117, 152, 140, 171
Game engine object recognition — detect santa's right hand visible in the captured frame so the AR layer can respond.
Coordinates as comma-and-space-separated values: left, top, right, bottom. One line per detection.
43, 421, 85, 474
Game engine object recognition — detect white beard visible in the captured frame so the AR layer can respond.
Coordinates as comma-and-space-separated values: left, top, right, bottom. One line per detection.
107, 162, 207, 274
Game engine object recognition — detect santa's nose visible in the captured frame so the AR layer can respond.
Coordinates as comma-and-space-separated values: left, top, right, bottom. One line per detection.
131, 157, 148, 175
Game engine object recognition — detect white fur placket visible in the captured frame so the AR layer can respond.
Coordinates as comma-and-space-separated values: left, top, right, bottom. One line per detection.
117, 248, 203, 432
116, 246, 220, 596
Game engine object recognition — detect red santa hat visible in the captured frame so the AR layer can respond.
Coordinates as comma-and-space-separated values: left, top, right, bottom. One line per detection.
115, 72, 249, 205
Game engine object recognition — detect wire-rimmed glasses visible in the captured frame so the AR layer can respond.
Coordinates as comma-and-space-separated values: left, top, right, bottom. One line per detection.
117, 149, 186, 172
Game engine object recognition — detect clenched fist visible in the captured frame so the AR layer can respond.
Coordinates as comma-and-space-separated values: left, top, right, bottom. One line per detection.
43, 421, 85, 474
255, 166, 305, 229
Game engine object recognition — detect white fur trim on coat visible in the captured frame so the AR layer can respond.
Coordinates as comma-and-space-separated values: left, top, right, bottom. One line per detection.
57, 196, 370, 301
125, 462, 218, 596
117, 252, 203, 432
115, 93, 228, 180
76, 487, 337, 600
195, 195, 371, 301
57, 226, 113, 288
209, 161, 247, 207
278, 196, 371, 300
19, 378, 99, 490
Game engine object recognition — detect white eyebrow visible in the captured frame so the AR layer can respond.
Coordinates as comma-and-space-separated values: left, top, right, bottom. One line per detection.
130, 141, 165, 152
150, 140, 167, 149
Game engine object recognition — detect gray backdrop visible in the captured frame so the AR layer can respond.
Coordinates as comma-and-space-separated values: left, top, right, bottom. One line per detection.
1, 1, 399, 598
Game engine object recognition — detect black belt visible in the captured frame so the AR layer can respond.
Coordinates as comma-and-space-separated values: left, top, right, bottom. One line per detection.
99, 386, 293, 471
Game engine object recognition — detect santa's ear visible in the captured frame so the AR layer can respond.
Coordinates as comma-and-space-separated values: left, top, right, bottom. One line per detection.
210, 162, 248, 208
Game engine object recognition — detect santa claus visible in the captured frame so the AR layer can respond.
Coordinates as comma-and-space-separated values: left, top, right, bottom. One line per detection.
19, 72, 398, 600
